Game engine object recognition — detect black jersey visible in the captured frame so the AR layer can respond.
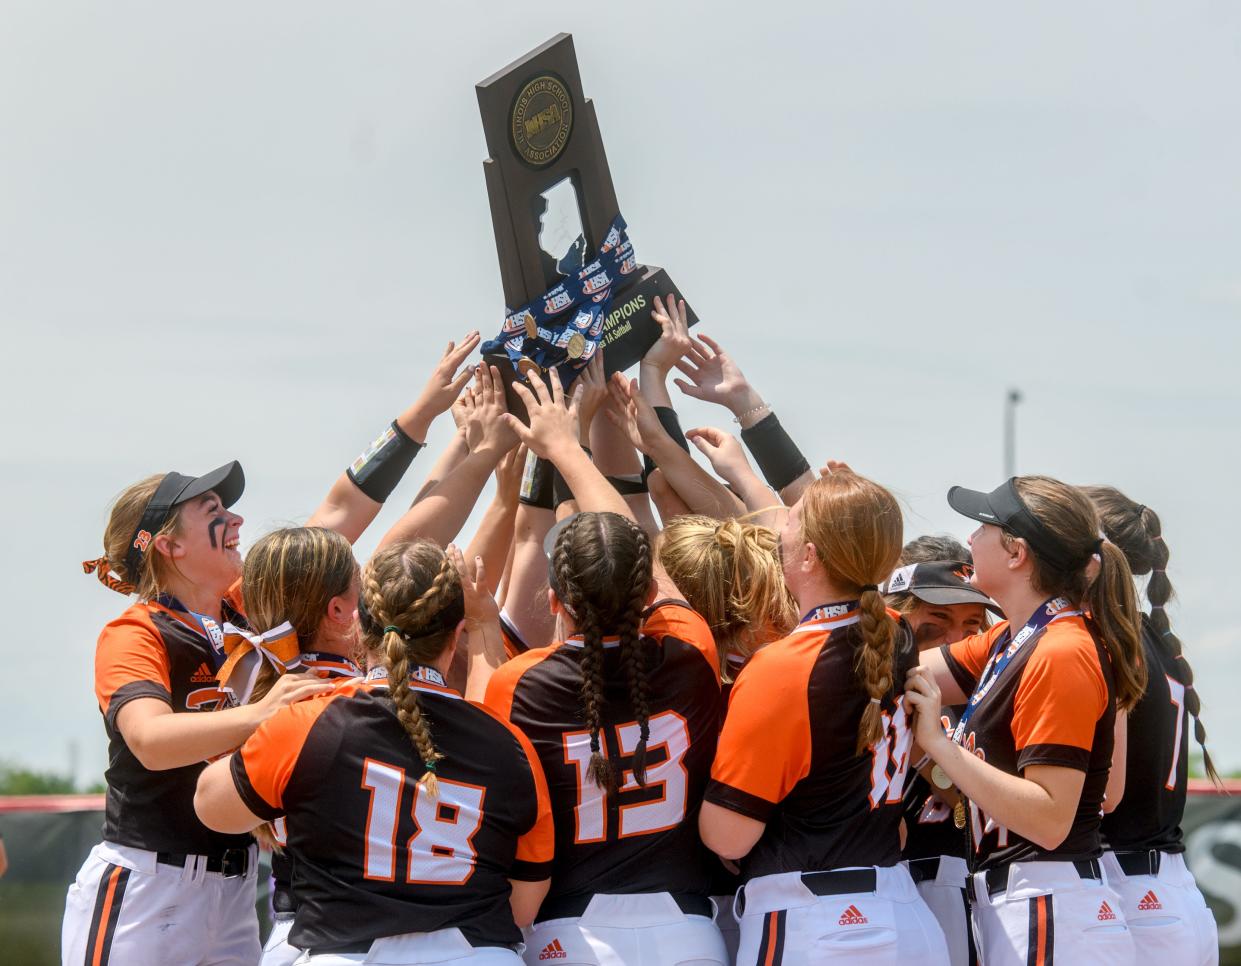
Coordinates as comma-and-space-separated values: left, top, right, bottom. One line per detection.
706, 605, 918, 880
94, 594, 252, 855
942, 611, 1116, 871
484, 601, 722, 906
901, 708, 968, 862
269, 652, 364, 914
1101, 615, 1188, 854
232, 671, 554, 951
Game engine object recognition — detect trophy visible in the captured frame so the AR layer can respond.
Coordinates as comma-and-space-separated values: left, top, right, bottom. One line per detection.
476, 33, 697, 415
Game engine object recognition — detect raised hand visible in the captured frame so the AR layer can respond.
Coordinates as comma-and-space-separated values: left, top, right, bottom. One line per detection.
414, 333, 481, 424
469, 363, 519, 459
672, 333, 766, 423
494, 443, 528, 509
641, 294, 693, 376
448, 543, 500, 630
502, 367, 581, 462
575, 352, 608, 444
686, 426, 752, 482
606, 372, 669, 456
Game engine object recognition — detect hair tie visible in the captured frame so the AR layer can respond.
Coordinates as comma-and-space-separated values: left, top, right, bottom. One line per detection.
82, 556, 136, 597
869, 697, 881, 705
384, 625, 405, 637
589, 733, 601, 753
423, 760, 437, 773
1134, 504, 1147, 519
860, 584, 879, 593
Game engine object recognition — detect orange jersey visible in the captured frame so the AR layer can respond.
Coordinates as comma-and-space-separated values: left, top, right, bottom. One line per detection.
231, 668, 553, 950
484, 600, 722, 905
706, 605, 918, 879
942, 612, 1115, 870
94, 592, 249, 855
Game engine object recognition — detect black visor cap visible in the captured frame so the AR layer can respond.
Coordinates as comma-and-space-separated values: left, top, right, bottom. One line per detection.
123, 461, 245, 579
947, 478, 1080, 573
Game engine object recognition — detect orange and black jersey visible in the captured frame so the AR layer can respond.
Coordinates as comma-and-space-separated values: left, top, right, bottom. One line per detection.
231, 669, 553, 951
484, 601, 721, 907
269, 652, 363, 914
901, 708, 968, 862
706, 605, 917, 880
499, 610, 532, 659
1101, 615, 1188, 854
94, 592, 250, 855
941, 611, 1115, 871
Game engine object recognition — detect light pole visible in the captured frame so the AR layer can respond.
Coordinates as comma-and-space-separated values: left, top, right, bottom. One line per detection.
1004, 389, 1023, 478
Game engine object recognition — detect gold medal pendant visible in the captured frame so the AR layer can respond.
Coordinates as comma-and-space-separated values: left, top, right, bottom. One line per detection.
953, 799, 968, 830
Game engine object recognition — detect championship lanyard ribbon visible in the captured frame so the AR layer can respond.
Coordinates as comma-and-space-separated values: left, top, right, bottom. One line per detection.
796, 601, 861, 634
952, 596, 1081, 744
215, 621, 303, 705
481, 215, 638, 386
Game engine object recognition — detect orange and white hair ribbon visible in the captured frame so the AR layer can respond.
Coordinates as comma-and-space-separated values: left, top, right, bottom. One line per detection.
216, 621, 302, 705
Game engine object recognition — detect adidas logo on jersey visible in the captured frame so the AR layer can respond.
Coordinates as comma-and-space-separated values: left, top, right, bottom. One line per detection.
190, 662, 215, 683
1097, 900, 1117, 921
538, 939, 567, 960
1137, 890, 1163, 911
838, 904, 869, 926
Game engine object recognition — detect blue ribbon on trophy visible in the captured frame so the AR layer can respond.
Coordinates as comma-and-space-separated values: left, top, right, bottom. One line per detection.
482, 215, 638, 387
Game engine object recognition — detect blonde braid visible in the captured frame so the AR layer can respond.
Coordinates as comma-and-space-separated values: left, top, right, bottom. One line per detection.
362, 547, 462, 799
855, 588, 897, 754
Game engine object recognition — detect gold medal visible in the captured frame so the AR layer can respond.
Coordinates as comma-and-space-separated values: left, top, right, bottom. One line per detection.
931, 764, 953, 790
517, 357, 542, 379
953, 799, 967, 830
524, 314, 538, 339
566, 332, 586, 359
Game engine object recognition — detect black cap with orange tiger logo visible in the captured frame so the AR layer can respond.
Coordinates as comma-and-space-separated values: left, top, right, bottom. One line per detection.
124, 461, 245, 578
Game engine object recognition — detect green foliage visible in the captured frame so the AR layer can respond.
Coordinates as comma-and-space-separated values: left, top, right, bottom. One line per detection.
0, 761, 86, 795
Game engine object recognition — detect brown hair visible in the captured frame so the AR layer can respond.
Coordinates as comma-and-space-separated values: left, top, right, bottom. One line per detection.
360, 541, 464, 798
657, 515, 795, 681
1007, 477, 1146, 711
241, 527, 359, 703
1082, 485, 1217, 783
799, 471, 903, 754
551, 512, 654, 791
85, 475, 186, 600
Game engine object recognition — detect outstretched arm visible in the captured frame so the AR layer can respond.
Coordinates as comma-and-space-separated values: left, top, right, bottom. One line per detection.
673, 332, 813, 505
463, 444, 526, 595
504, 368, 684, 604
377, 362, 517, 551
308, 333, 479, 542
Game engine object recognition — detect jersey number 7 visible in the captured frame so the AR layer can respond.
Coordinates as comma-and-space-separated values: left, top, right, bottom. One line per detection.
562, 710, 690, 845
360, 758, 484, 885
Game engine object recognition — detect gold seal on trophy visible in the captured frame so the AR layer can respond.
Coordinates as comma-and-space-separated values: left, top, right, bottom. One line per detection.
565, 332, 586, 359
510, 74, 573, 167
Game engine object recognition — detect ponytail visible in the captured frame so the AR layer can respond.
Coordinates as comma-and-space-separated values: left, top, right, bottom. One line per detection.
855, 587, 897, 754
1084, 541, 1146, 712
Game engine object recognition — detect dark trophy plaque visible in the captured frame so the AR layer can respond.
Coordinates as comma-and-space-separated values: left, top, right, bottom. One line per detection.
477, 34, 696, 410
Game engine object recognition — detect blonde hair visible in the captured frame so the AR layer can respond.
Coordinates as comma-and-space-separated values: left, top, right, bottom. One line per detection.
360, 542, 464, 798
241, 526, 359, 702
1009, 477, 1146, 712
657, 515, 795, 680
799, 471, 903, 754
86, 475, 185, 600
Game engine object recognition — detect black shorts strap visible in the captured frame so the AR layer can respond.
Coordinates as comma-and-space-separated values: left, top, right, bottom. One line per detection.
799, 867, 877, 896
1114, 849, 1162, 877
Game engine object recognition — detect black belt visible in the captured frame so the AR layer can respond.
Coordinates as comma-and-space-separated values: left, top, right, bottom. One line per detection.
971, 858, 1101, 902
1114, 849, 1163, 877
800, 868, 878, 897
309, 939, 512, 956
907, 856, 944, 885
534, 891, 713, 924
156, 847, 250, 878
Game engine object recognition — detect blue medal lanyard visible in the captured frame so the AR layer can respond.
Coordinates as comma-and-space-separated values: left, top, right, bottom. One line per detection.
153, 593, 228, 667
952, 597, 1081, 744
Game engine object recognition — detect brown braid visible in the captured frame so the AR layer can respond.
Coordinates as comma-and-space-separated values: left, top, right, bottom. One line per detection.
798, 471, 903, 756
550, 512, 654, 792
618, 534, 653, 785
360, 543, 464, 798
1083, 486, 1220, 785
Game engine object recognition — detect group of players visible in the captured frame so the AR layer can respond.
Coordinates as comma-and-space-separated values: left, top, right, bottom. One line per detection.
64, 298, 1220, 965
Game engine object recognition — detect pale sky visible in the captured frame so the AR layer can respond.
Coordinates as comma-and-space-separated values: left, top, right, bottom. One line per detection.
3, 1, 1239, 782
